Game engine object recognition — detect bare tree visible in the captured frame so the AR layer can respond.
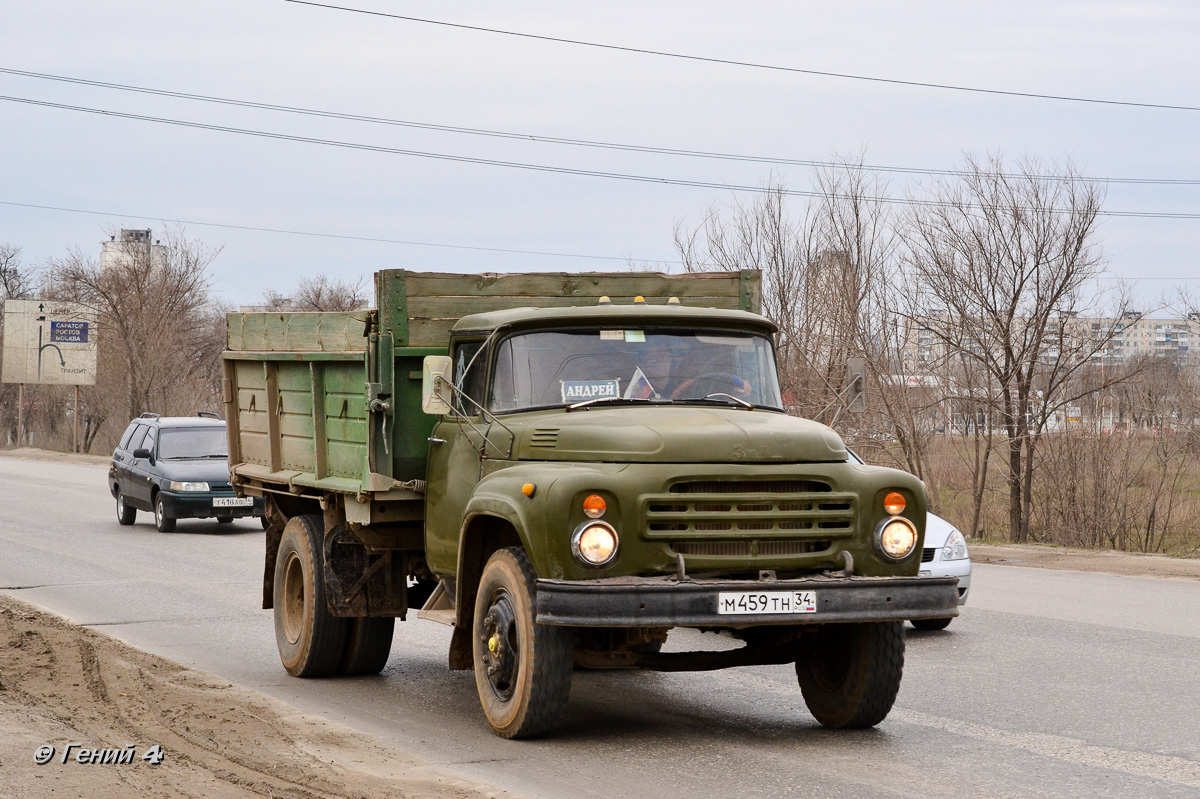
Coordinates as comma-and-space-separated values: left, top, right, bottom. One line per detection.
1, 244, 37, 445
675, 171, 889, 425
902, 154, 1129, 542
1, 243, 34, 301
262, 274, 368, 312
47, 227, 222, 430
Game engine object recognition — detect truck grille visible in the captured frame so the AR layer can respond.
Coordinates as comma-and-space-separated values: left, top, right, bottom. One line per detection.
644, 478, 856, 542
672, 540, 831, 557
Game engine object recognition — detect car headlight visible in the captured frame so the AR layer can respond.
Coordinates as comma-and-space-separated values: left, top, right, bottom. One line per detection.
169, 481, 210, 492
875, 517, 917, 561
941, 529, 969, 561
572, 521, 619, 567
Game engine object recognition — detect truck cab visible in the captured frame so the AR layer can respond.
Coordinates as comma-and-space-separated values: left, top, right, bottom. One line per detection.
420, 303, 956, 736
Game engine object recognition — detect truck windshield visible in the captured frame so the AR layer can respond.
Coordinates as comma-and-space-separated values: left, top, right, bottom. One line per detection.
158, 427, 228, 459
489, 329, 783, 412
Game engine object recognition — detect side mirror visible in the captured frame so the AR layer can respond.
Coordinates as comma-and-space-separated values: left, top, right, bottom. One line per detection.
421, 355, 454, 415
132, 447, 152, 460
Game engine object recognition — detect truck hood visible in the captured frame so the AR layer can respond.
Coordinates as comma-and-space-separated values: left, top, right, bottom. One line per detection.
508, 407, 847, 464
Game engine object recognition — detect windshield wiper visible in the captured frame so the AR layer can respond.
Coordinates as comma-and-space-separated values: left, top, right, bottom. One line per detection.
685, 393, 755, 410
566, 396, 661, 411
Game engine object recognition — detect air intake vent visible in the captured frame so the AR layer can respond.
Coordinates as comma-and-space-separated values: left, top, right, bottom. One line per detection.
529, 428, 560, 448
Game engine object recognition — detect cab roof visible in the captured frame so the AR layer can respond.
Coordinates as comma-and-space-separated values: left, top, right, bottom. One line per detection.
451, 304, 777, 336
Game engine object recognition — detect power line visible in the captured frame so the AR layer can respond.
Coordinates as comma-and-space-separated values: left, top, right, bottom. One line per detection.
8, 199, 1197, 284
0, 200, 676, 264
284, 0, 1200, 114
2, 66, 1195, 187
6, 95, 1200, 221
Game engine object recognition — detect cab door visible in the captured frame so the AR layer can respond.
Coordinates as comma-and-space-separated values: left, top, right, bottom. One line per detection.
423, 338, 491, 578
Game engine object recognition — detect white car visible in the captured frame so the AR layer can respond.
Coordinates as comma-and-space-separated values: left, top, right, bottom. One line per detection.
913, 512, 971, 630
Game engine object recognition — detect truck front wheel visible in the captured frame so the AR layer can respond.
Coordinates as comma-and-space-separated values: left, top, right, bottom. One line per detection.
273, 514, 348, 677
472, 547, 573, 739
795, 621, 905, 729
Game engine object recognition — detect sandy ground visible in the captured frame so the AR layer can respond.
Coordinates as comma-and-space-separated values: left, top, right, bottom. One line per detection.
0, 596, 514, 799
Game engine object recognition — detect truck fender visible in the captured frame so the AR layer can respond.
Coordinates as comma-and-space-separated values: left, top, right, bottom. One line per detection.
446, 499, 530, 670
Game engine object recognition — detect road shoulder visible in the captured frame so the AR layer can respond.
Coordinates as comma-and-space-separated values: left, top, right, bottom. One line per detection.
971, 542, 1200, 582
0, 595, 514, 799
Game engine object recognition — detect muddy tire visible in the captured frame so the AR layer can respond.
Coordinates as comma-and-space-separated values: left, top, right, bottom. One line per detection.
473, 547, 573, 739
339, 617, 395, 675
911, 617, 953, 631
116, 490, 136, 525
273, 514, 347, 677
154, 493, 176, 533
795, 622, 905, 729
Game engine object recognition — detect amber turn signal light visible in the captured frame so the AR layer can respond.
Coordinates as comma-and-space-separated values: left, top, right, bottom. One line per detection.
883, 491, 906, 515
583, 494, 607, 518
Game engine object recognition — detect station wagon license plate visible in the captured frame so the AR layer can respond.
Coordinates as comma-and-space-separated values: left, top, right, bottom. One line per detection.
717, 590, 817, 615
212, 497, 254, 508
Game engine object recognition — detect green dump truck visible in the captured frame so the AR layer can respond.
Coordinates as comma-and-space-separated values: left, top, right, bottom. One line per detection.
222, 269, 958, 738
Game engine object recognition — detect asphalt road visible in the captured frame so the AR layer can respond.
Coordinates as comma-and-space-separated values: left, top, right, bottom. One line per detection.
3, 456, 1199, 798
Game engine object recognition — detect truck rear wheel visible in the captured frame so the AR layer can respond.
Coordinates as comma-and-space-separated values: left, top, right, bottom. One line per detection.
273, 514, 347, 677
472, 547, 573, 739
339, 617, 395, 675
795, 621, 904, 729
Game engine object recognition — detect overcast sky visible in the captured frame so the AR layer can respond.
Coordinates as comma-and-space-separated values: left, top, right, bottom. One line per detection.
3, 1, 1198, 307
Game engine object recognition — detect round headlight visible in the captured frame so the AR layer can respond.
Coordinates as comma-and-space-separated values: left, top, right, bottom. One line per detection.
876, 518, 917, 561
572, 521, 619, 567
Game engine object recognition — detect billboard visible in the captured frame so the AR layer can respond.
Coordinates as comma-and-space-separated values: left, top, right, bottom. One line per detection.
1, 299, 98, 386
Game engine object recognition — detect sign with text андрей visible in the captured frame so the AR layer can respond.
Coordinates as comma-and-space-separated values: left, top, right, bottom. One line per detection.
1, 299, 98, 386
